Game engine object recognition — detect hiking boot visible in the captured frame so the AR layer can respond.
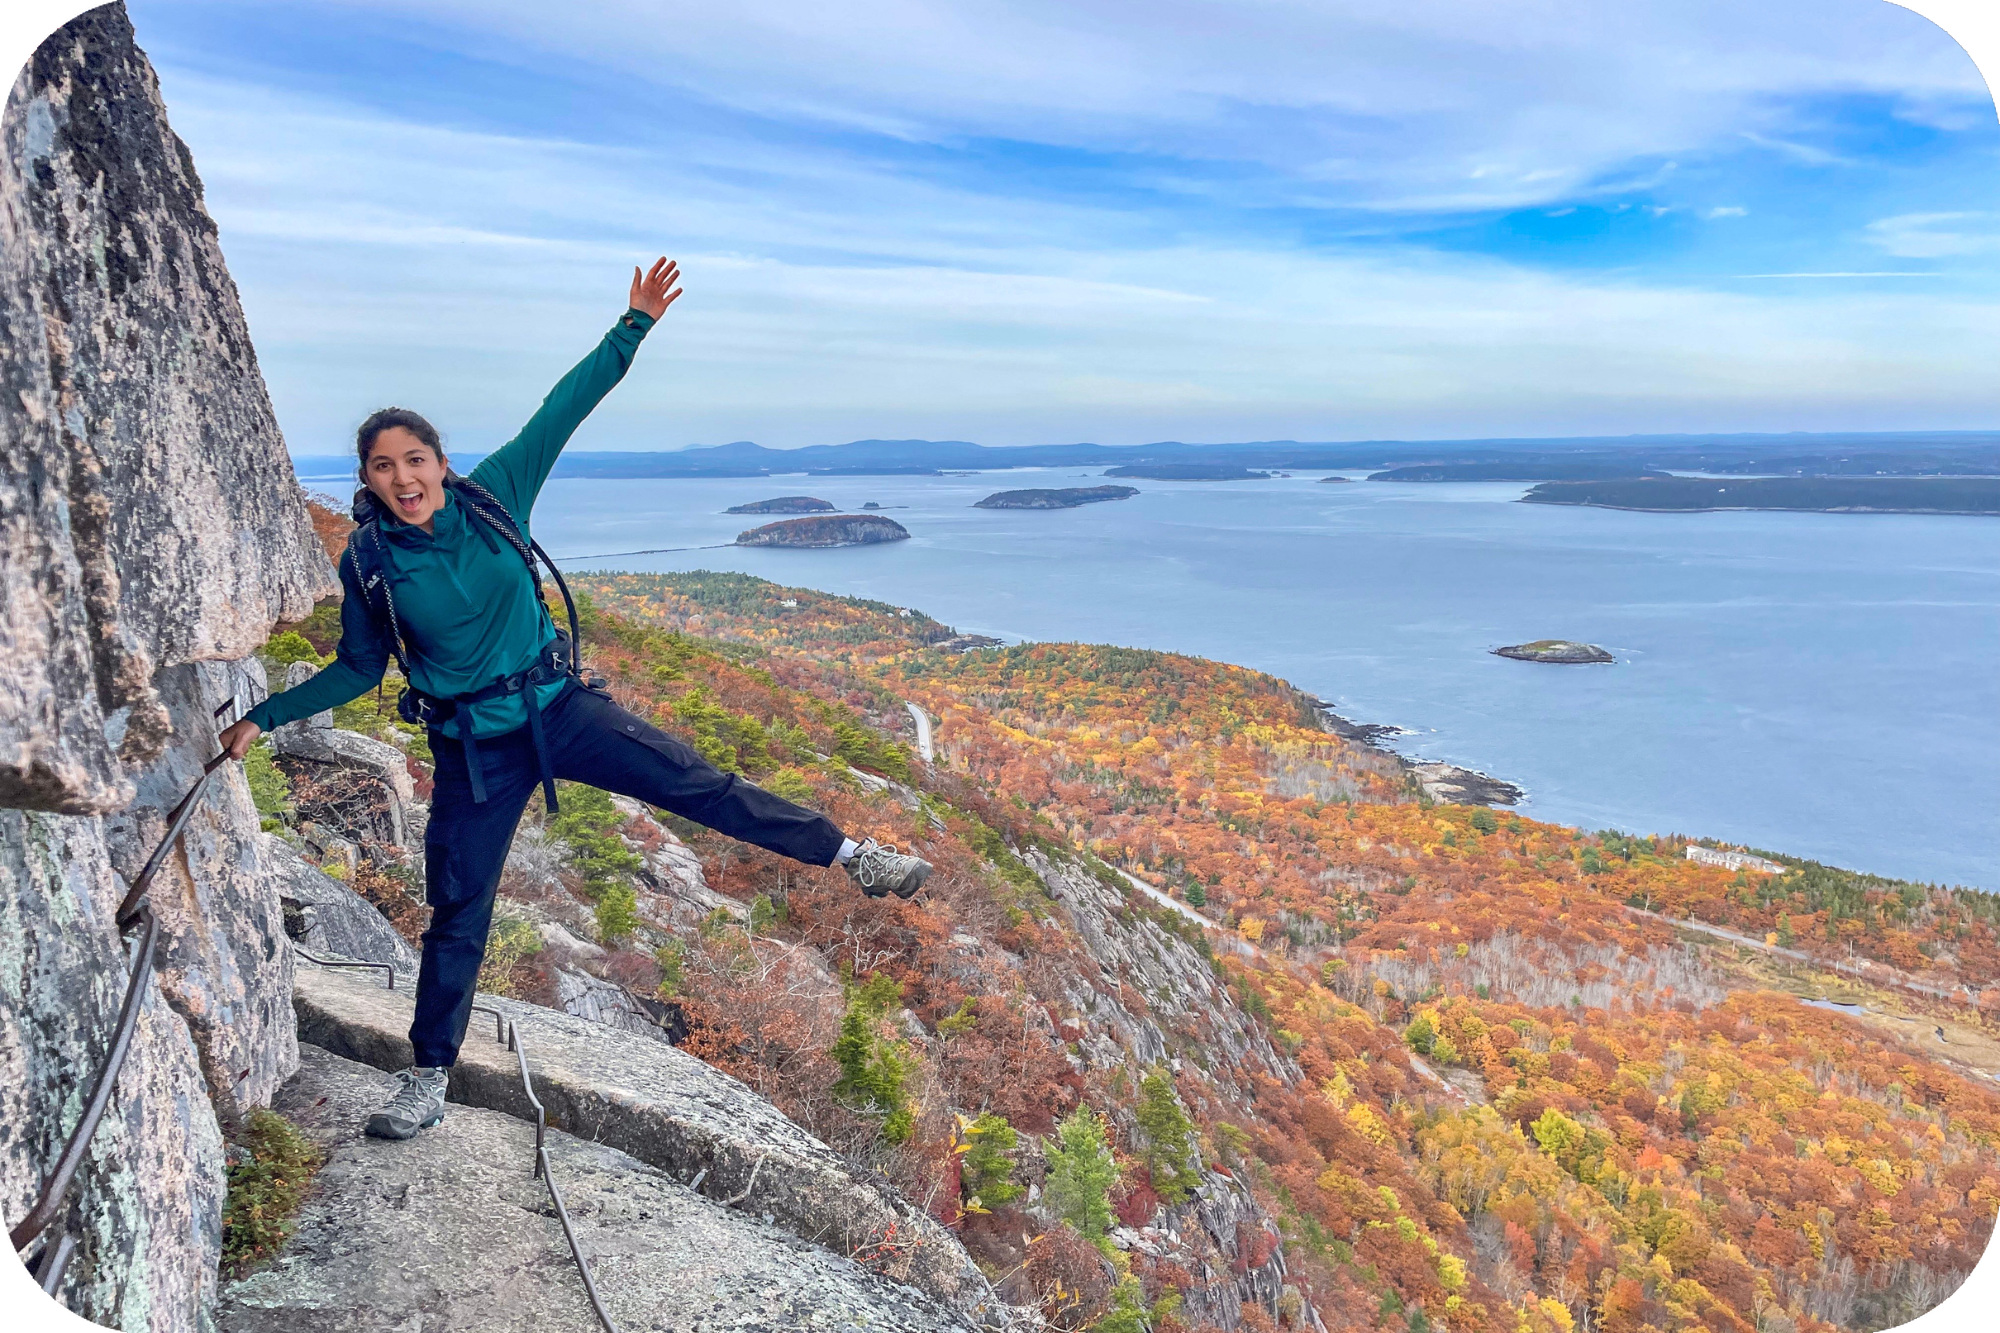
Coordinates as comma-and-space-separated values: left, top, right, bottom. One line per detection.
844, 838, 932, 899
365, 1066, 449, 1140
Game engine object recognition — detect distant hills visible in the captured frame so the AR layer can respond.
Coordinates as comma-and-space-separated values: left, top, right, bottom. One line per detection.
293, 430, 2000, 482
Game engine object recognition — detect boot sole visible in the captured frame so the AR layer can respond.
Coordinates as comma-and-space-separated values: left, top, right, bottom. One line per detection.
364, 1110, 445, 1140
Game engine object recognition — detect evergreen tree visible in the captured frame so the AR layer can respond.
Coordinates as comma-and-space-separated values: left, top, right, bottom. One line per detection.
1044, 1106, 1119, 1239
830, 973, 913, 1144
1135, 1070, 1201, 1204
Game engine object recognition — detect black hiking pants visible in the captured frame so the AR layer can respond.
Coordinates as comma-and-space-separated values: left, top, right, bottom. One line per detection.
410, 680, 845, 1068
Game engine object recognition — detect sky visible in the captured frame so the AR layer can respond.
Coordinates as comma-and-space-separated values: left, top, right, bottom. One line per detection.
117, 0, 2000, 453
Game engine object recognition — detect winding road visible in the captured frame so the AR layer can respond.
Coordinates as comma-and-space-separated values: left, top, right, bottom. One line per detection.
904, 701, 933, 763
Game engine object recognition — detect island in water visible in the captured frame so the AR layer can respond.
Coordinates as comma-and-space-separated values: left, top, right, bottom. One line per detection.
1317, 475, 1354, 483
1104, 463, 1269, 481
974, 484, 1138, 509
1494, 639, 1614, 664
1372, 462, 1669, 482
735, 515, 911, 548
725, 495, 834, 514
1521, 476, 2000, 514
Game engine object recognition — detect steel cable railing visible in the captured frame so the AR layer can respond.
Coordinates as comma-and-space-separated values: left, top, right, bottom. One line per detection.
10, 698, 237, 1296
468, 1001, 621, 1333
292, 955, 619, 1331
10, 688, 619, 1329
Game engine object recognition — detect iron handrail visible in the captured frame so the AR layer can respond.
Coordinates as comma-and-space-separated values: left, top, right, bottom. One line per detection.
469, 1001, 621, 1333
291, 947, 395, 990
10, 698, 238, 1295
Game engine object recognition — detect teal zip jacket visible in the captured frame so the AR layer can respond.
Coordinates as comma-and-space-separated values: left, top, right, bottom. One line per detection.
245, 308, 656, 740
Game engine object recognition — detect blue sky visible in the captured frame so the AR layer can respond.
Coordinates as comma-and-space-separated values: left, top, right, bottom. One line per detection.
121, 0, 2000, 452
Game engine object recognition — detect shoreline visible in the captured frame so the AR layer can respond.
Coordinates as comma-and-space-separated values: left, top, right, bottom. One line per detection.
1522, 499, 2000, 517
1308, 697, 1526, 807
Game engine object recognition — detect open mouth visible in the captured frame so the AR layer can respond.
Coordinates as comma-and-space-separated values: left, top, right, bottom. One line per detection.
396, 489, 424, 514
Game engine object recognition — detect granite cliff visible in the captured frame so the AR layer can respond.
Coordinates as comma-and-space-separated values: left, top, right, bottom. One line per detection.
2, 6, 333, 1325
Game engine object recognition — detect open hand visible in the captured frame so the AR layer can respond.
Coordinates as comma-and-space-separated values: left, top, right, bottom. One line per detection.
629, 257, 683, 320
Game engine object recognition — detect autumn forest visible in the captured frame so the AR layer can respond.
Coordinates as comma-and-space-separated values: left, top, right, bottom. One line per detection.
281, 549, 2000, 1333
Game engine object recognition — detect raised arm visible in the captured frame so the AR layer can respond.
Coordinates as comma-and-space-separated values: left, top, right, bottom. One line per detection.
470, 258, 683, 525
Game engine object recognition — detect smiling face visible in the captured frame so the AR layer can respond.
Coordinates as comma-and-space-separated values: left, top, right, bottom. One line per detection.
363, 426, 450, 530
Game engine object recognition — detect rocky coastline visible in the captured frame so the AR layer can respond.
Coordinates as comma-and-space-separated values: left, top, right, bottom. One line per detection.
1309, 698, 1525, 807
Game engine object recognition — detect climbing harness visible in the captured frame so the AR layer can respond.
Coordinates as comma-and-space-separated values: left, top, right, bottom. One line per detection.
348, 473, 595, 813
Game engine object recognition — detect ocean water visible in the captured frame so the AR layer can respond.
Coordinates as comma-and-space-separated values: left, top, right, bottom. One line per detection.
303, 465, 2000, 888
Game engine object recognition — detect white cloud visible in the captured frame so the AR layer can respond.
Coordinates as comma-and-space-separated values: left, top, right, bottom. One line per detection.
155, 67, 2000, 452
1865, 210, 2000, 256
1705, 206, 1749, 219
304, 0, 1988, 212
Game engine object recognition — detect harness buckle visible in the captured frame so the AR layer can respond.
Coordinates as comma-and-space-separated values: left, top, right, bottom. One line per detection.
396, 688, 451, 728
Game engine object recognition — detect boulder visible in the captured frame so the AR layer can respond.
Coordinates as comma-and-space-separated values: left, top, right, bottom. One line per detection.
270, 663, 416, 847
265, 834, 419, 978
218, 1045, 983, 1332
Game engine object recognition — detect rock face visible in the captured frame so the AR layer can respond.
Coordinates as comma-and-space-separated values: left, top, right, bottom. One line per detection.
1, 6, 330, 814
1023, 851, 1295, 1105
973, 485, 1137, 509
267, 835, 420, 978
1011, 852, 1300, 1326
735, 515, 911, 548
219, 1046, 982, 1333
725, 495, 834, 514
1493, 639, 1613, 664
1, 7, 335, 1327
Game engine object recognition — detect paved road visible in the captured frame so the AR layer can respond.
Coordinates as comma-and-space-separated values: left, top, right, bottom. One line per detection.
903, 701, 933, 764
1625, 905, 1971, 1004
1113, 868, 1261, 958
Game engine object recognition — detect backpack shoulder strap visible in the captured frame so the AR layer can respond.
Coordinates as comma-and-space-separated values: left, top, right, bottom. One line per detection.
342, 518, 414, 678
446, 474, 585, 673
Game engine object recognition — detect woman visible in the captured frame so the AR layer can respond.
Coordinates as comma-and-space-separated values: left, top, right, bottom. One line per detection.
220, 258, 931, 1140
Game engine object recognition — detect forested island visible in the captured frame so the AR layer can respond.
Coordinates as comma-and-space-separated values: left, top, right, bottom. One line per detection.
734, 515, 911, 547
974, 484, 1138, 509
1523, 476, 2000, 514
1373, 462, 1669, 482
725, 495, 834, 514
1104, 463, 1269, 480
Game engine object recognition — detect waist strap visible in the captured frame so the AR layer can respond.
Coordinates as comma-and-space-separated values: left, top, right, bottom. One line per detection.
401, 637, 574, 813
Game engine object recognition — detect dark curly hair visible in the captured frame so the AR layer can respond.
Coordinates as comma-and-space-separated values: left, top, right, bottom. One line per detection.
355, 408, 445, 473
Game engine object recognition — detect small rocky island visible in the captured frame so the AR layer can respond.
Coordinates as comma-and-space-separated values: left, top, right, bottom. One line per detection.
1494, 639, 1614, 664
725, 496, 834, 514
975, 484, 1138, 509
735, 515, 911, 548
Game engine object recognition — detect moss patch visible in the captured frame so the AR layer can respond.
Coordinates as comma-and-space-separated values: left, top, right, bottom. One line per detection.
222, 1109, 324, 1276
